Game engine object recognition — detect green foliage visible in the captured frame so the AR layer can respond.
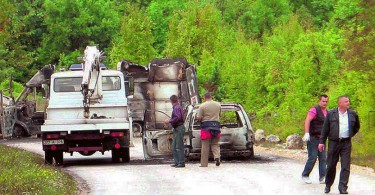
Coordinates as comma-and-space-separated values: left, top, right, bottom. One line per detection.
108, 3, 156, 65
40, 0, 121, 65
0, 80, 24, 98
0, 145, 77, 194
148, 0, 186, 54
164, 1, 223, 64
0, 0, 373, 166
238, 0, 292, 38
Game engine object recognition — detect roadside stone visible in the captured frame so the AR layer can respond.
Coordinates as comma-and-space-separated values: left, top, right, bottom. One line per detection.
286, 134, 303, 149
255, 129, 266, 143
266, 134, 281, 143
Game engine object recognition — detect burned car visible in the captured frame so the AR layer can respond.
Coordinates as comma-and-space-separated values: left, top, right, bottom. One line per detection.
140, 102, 255, 160
184, 102, 255, 159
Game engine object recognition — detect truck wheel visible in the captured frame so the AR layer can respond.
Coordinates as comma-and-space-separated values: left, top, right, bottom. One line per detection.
111, 149, 120, 163
121, 148, 130, 163
53, 151, 64, 166
45, 151, 53, 164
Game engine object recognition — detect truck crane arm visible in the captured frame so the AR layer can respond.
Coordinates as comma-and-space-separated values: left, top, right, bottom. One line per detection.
81, 46, 104, 118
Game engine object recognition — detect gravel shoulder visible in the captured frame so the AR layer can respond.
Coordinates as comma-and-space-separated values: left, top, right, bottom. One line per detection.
254, 144, 375, 178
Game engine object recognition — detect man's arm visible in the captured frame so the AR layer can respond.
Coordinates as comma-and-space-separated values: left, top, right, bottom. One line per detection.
320, 114, 330, 144
318, 112, 330, 152
303, 115, 313, 141
353, 111, 360, 136
304, 115, 314, 133
169, 106, 183, 124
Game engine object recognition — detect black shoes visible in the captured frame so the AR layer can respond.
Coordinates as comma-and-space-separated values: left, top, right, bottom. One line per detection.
170, 164, 177, 167
175, 164, 185, 168
215, 158, 220, 166
324, 186, 330, 194
339, 190, 348, 194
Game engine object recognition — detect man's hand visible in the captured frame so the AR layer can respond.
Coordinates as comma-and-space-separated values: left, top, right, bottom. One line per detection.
164, 118, 170, 124
318, 144, 325, 152
302, 133, 310, 142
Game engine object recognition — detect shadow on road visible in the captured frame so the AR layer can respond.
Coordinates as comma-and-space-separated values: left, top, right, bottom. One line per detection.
61, 154, 277, 167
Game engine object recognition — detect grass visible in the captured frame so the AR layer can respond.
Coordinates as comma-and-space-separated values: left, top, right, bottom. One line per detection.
0, 145, 77, 195
352, 154, 375, 170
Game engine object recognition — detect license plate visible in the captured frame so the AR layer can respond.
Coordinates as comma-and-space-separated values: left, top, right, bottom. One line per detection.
43, 139, 64, 145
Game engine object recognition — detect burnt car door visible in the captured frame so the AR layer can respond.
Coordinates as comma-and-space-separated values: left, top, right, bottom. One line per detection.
141, 59, 191, 159
0, 93, 16, 138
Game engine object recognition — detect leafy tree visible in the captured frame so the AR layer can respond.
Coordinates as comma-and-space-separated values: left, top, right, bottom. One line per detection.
147, 0, 186, 54
164, 1, 223, 64
108, 3, 156, 65
238, 0, 292, 38
0, 0, 33, 83
40, 0, 121, 66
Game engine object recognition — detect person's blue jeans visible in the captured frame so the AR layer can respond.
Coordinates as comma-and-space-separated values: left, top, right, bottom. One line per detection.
172, 125, 185, 165
302, 137, 327, 179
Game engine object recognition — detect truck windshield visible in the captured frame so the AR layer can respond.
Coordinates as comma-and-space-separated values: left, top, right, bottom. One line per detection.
54, 76, 121, 92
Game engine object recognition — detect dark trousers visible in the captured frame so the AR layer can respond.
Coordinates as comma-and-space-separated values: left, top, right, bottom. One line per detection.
172, 125, 185, 165
302, 137, 327, 179
325, 139, 351, 191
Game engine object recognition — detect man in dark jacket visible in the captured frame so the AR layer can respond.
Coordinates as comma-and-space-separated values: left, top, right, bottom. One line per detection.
302, 95, 329, 184
165, 95, 185, 168
318, 95, 360, 194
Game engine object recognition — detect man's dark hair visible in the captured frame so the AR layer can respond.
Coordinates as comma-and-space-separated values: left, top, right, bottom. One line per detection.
319, 94, 328, 100
204, 92, 212, 99
170, 95, 178, 103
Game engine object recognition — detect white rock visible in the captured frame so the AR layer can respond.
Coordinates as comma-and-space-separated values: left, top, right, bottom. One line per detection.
255, 129, 266, 142
286, 134, 303, 149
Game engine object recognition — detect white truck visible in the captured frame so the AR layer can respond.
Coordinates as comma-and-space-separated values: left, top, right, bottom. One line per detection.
41, 46, 132, 165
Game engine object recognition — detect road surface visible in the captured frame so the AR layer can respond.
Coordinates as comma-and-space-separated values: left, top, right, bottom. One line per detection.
2, 138, 374, 195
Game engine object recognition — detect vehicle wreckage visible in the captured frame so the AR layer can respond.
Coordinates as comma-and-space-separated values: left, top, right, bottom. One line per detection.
118, 58, 255, 159
0, 65, 54, 138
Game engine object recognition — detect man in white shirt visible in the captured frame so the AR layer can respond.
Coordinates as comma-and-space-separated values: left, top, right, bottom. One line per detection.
318, 95, 360, 194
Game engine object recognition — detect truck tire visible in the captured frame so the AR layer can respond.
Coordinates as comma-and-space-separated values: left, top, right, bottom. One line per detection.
111, 149, 120, 163
45, 151, 53, 164
53, 151, 64, 166
121, 148, 130, 163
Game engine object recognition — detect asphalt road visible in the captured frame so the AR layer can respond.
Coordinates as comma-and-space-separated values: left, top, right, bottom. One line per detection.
2, 138, 375, 195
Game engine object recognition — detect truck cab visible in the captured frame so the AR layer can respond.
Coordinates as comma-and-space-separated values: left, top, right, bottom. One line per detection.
41, 57, 132, 165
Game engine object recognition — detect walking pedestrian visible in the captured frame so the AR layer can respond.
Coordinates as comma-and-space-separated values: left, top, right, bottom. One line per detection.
165, 95, 185, 168
196, 92, 221, 167
302, 94, 329, 184
318, 95, 360, 194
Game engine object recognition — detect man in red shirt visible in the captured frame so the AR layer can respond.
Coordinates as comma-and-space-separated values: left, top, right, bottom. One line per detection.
302, 95, 329, 184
